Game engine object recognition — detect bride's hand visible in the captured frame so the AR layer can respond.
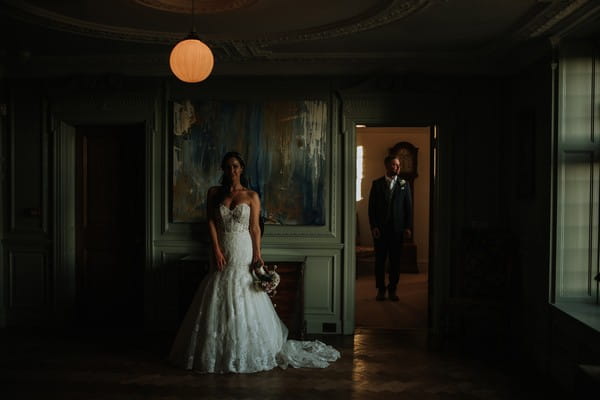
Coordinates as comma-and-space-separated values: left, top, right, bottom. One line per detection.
252, 255, 264, 267
214, 249, 227, 271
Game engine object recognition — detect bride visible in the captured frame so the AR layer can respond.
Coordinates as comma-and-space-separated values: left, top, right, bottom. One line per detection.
168, 151, 340, 373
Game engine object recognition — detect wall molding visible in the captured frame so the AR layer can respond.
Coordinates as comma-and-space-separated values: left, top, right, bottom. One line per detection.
8, 88, 48, 236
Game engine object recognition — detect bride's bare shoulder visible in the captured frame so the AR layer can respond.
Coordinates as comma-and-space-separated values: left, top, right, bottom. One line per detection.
245, 190, 261, 205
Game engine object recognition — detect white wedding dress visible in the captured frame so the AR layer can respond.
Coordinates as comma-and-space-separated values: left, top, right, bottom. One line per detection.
168, 203, 340, 373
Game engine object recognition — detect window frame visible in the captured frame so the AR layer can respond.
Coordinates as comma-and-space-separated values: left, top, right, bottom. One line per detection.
553, 40, 600, 308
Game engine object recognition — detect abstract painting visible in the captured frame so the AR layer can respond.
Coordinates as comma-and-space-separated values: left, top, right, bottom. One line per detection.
172, 99, 328, 225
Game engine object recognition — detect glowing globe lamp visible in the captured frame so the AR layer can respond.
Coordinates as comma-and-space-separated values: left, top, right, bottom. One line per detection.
169, 35, 214, 83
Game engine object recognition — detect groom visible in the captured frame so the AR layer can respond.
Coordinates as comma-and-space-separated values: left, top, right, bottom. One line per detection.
368, 155, 413, 301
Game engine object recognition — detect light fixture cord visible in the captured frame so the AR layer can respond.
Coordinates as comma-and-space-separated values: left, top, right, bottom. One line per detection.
191, 0, 196, 33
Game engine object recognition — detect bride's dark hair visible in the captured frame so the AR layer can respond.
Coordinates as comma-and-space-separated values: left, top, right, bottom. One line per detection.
219, 151, 249, 187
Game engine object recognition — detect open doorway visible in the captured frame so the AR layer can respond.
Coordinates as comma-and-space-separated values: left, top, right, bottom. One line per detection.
355, 126, 432, 329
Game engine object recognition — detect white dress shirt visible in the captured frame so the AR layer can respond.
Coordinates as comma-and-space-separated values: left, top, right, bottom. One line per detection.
385, 175, 397, 191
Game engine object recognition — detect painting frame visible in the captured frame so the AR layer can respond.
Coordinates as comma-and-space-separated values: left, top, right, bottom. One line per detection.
170, 98, 330, 227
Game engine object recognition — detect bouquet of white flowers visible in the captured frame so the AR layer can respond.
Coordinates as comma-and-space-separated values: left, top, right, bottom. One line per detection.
251, 261, 280, 297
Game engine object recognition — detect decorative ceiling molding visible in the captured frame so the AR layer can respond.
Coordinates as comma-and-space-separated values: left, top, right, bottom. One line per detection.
475, 0, 597, 67
513, 0, 590, 40
252, 0, 439, 44
228, 47, 468, 62
0, 0, 439, 46
548, 2, 600, 42
0, 0, 182, 44
219, 0, 444, 55
133, 0, 258, 14
1, 51, 504, 78
24, 49, 476, 68
1, 0, 597, 77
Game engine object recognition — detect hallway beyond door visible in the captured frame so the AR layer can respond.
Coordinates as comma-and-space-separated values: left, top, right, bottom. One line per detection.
355, 252, 428, 330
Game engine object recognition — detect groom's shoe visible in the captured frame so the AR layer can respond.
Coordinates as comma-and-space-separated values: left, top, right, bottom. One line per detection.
376, 289, 386, 301
388, 288, 399, 301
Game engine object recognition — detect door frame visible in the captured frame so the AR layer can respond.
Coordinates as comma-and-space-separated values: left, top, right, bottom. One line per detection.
352, 125, 435, 329
74, 124, 146, 326
51, 97, 156, 325
341, 106, 451, 342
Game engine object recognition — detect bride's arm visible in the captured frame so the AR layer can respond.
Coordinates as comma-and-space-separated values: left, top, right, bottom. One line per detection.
207, 187, 226, 271
249, 192, 264, 266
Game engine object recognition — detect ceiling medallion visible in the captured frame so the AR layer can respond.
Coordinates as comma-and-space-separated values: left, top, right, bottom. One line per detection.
133, 0, 258, 14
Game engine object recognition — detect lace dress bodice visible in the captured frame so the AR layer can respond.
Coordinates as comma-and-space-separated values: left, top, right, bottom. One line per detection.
217, 203, 251, 234
216, 203, 253, 269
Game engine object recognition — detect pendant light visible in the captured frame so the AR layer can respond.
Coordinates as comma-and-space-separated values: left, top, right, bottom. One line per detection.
169, 0, 214, 83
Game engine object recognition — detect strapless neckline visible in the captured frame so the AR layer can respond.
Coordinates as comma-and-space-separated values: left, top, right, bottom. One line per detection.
220, 203, 250, 212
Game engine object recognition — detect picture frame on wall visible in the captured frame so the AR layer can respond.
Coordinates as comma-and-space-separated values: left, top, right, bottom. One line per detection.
171, 99, 329, 226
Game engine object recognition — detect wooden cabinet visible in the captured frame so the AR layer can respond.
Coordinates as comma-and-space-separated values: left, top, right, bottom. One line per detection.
268, 261, 305, 339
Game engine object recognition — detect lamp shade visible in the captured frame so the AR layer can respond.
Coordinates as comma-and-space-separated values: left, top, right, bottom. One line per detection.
169, 37, 214, 83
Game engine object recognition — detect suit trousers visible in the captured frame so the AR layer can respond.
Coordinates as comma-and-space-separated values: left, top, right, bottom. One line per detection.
374, 223, 404, 291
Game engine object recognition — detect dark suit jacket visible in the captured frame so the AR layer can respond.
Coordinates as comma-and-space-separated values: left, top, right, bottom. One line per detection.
368, 176, 413, 234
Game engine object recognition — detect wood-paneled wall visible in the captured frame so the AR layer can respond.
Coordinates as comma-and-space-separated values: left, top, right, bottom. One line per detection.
0, 70, 568, 353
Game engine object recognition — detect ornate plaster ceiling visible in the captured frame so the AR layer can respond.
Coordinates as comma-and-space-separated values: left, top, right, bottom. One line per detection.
0, 0, 598, 77
132, 0, 259, 14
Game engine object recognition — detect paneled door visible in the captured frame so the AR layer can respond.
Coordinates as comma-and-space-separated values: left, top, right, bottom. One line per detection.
75, 125, 145, 327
